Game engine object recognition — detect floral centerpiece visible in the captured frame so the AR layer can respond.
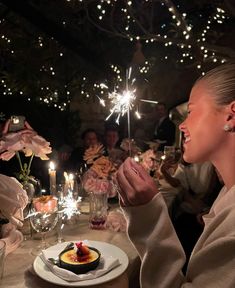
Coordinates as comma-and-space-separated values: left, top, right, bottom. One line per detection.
0, 120, 52, 188
82, 144, 118, 197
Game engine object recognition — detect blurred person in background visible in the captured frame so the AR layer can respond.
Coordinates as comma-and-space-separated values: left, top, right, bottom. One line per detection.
153, 102, 176, 151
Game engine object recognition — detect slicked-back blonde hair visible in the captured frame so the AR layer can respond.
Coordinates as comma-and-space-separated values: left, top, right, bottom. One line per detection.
195, 60, 235, 106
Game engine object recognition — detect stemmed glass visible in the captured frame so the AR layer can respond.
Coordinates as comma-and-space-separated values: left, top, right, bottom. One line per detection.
162, 146, 178, 176
55, 184, 65, 243
29, 196, 58, 255
163, 146, 175, 160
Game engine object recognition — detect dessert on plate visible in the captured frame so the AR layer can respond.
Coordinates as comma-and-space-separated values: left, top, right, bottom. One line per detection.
59, 242, 101, 274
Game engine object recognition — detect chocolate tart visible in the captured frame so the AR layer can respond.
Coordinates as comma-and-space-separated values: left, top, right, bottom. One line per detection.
59, 247, 101, 274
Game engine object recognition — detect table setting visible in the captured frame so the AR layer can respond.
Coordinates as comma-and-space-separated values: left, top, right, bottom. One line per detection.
0, 135, 137, 287
0, 119, 174, 287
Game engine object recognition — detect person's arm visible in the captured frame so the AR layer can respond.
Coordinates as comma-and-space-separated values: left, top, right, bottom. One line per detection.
117, 159, 235, 288
122, 194, 185, 288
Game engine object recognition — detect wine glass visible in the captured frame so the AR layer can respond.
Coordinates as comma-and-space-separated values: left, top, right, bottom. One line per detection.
29, 196, 58, 255
55, 184, 65, 244
163, 146, 175, 160
162, 146, 178, 176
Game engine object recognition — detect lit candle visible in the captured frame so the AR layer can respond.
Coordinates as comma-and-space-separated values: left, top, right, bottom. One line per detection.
63, 172, 69, 195
49, 161, 56, 195
68, 173, 74, 192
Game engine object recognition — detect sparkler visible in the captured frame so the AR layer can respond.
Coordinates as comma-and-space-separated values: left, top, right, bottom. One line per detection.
105, 88, 136, 124
62, 172, 81, 219
61, 192, 81, 220
105, 67, 137, 155
100, 66, 158, 155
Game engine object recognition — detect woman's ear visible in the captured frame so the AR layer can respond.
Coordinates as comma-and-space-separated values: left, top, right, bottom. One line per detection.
225, 101, 235, 132
231, 101, 235, 114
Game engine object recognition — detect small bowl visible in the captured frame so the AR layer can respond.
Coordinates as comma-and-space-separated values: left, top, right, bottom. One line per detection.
59, 247, 101, 274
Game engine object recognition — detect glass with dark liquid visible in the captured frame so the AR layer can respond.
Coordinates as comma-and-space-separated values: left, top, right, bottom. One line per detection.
89, 191, 108, 230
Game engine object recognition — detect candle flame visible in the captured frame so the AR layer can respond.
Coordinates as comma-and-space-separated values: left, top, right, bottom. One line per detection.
49, 161, 55, 170
68, 173, 74, 180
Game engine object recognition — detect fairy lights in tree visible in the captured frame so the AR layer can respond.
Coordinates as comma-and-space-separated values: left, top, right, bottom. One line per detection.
0, 0, 233, 111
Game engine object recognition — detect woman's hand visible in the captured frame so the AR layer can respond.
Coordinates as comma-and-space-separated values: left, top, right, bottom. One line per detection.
117, 157, 158, 206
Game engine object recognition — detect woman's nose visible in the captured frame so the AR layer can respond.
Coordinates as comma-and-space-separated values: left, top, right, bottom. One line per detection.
179, 121, 186, 132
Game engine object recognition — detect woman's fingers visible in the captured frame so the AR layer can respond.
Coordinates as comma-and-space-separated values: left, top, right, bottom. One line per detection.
117, 164, 134, 206
117, 158, 158, 206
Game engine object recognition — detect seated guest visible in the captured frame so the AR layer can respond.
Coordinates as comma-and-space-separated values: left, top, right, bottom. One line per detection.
153, 102, 176, 151
70, 128, 100, 170
104, 126, 120, 154
103, 126, 124, 164
82, 128, 99, 149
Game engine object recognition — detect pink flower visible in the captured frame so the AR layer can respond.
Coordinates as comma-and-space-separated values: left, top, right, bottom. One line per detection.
83, 173, 117, 197
0, 127, 51, 160
0, 120, 52, 182
83, 177, 97, 193
0, 150, 16, 161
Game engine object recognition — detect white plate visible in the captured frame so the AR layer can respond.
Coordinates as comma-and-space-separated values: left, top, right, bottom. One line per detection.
33, 240, 129, 287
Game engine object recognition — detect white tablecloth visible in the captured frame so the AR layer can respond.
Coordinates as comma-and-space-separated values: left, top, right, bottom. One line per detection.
1, 211, 140, 288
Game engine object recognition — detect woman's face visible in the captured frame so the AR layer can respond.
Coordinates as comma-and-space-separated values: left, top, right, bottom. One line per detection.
180, 81, 227, 163
84, 132, 98, 148
105, 131, 119, 149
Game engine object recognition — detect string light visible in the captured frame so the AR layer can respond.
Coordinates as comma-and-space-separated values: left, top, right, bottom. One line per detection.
0, 1, 231, 110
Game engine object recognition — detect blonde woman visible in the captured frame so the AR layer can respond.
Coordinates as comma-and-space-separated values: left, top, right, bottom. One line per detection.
117, 62, 235, 288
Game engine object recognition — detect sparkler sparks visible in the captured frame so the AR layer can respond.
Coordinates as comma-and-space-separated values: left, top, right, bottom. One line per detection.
61, 192, 81, 220
96, 95, 105, 107
106, 88, 136, 124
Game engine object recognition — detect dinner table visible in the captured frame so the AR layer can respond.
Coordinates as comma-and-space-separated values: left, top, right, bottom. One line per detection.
1, 202, 140, 288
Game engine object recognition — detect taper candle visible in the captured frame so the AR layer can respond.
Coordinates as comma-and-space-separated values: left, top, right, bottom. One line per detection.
49, 161, 56, 195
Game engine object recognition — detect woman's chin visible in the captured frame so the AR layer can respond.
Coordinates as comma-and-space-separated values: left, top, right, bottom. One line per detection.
183, 150, 205, 164
183, 151, 196, 164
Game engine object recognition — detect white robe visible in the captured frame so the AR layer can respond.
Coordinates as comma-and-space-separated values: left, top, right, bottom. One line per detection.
122, 185, 235, 287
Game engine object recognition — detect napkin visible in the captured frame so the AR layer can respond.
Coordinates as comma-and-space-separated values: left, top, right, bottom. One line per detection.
106, 210, 127, 232
40, 242, 120, 282
1, 223, 23, 255
0, 174, 28, 227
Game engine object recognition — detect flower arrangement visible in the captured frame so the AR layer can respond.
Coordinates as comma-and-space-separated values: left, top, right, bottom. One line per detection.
82, 144, 118, 197
0, 120, 52, 183
82, 141, 162, 196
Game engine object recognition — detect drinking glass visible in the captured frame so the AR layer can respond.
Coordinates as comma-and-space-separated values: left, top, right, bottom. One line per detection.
55, 184, 65, 243
163, 146, 175, 160
89, 191, 108, 230
162, 146, 178, 176
29, 196, 58, 255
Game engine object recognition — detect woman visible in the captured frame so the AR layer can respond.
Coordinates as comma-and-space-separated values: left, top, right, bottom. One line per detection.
117, 62, 235, 288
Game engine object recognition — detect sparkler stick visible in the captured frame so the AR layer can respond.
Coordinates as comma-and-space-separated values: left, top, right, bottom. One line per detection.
126, 68, 132, 156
